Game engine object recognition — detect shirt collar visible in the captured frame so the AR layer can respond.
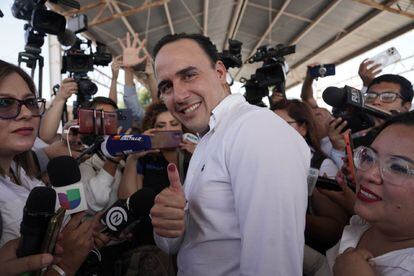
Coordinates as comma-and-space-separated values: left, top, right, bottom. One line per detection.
207, 94, 245, 133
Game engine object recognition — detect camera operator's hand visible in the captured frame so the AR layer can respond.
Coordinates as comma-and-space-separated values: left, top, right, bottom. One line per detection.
151, 163, 186, 238
0, 238, 54, 275
358, 59, 382, 87
118, 32, 147, 68
56, 78, 77, 103
328, 118, 348, 151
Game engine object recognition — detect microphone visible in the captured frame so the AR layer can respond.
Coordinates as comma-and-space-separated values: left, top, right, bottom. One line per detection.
101, 134, 151, 159
47, 156, 88, 214
322, 86, 392, 119
16, 187, 56, 257
100, 187, 156, 236
101, 131, 183, 159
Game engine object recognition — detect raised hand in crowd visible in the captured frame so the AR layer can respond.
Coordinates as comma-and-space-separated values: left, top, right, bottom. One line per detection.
109, 55, 123, 104
56, 78, 78, 102
39, 78, 78, 143
358, 59, 382, 87
118, 32, 147, 68
328, 118, 348, 151
111, 55, 123, 80
318, 170, 356, 216
151, 163, 186, 238
0, 238, 54, 275
301, 63, 320, 108
333, 247, 375, 276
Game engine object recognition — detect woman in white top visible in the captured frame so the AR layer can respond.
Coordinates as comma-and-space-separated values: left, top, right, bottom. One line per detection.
0, 60, 46, 246
326, 111, 414, 276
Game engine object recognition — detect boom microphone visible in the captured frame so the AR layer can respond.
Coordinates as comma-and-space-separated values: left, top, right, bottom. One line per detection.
100, 187, 156, 236
47, 156, 88, 214
322, 86, 392, 119
17, 187, 56, 257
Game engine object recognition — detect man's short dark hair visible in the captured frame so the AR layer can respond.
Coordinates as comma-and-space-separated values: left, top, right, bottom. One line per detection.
86, 96, 118, 110
153, 33, 219, 66
368, 74, 413, 103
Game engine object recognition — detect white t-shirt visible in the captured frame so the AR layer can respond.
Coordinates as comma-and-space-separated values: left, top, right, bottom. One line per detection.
0, 164, 44, 246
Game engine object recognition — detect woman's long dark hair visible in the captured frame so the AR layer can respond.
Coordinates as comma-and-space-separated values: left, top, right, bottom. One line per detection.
0, 60, 38, 178
272, 99, 325, 157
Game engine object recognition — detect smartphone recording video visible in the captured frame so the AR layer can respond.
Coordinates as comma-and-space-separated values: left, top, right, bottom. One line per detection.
78, 108, 118, 135
150, 131, 183, 149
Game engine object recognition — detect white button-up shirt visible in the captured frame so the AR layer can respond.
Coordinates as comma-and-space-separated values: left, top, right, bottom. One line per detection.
155, 94, 310, 275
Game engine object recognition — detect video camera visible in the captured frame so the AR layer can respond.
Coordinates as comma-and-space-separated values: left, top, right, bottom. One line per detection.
11, 0, 80, 96
218, 39, 243, 69
322, 85, 392, 133
59, 15, 112, 117
241, 44, 296, 107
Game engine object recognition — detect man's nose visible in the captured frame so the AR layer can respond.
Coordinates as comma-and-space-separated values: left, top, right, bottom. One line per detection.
173, 81, 190, 102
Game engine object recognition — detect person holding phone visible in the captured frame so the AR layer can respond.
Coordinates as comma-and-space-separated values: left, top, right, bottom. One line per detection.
321, 111, 414, 276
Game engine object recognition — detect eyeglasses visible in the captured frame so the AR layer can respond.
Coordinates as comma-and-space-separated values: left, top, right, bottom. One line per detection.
354, 146, 414, 186
364, 91, 404, 103
0, 97, 46, 119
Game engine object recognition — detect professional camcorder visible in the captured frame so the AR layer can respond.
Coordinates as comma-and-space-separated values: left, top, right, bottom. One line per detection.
322, 85, 392, 133
57, 13, 112, 117
218, 39, 243, 69
241, 44, 296, 106
11, 0, 80, 96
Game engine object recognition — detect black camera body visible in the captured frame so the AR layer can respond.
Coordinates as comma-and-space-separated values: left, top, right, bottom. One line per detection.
242, 44, 295, 106
218, 39, 243, 69
61, 38, 112, 108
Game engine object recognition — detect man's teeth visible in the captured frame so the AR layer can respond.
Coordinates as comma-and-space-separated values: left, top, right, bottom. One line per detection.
361, 189, 380, 200
183, 103, 200, 114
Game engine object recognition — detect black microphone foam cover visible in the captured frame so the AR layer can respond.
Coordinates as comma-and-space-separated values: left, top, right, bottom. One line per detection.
58, 29, 77, 47
17, 187, 56, 257
24, 186, 56, 214
47, 156, 81, 187
322, 86, 347, 108
129, 187, 156, 218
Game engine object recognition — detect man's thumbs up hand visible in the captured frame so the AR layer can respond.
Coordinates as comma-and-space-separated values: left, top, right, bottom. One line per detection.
150, 163, 186, 238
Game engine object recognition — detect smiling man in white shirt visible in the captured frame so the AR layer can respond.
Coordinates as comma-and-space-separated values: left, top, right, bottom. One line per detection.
149, 33, 310, 276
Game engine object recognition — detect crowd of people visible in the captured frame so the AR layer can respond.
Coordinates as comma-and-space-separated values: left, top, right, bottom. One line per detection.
0, 30, 413, 276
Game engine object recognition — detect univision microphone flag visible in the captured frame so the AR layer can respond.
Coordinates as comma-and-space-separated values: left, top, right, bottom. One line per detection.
54, 182, 88, 215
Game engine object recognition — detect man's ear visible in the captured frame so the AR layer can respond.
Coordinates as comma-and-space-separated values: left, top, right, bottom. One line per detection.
402, 101, 411, 112
215, 61, 227, 83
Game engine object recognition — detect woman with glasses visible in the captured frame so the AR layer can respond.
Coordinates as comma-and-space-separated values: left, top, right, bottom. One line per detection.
323, 111, 414, 275
0, 60, 46, 246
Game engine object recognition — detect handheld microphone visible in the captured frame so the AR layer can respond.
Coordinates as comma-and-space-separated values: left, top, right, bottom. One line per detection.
101, 131, 183, 158
322, 86, 392, 119
17, 187, 56, 257
101, 134, 151, 158
100, 187, 156, 236
47, 156, 88, 214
